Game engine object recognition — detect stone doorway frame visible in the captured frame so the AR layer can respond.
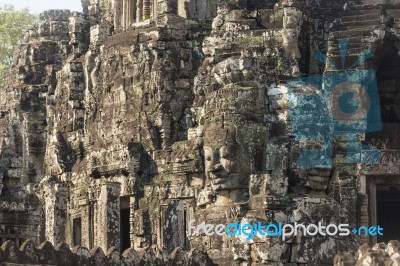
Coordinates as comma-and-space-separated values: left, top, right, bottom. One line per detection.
365, 175, 400, 245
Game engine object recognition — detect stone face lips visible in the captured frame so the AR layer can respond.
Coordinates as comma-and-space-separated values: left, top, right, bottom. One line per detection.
1, 0, 400, 265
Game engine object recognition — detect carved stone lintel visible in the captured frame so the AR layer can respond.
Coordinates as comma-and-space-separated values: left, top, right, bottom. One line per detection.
361, 150, 400, 175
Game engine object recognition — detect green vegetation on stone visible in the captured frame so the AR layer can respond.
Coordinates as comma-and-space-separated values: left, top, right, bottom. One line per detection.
0, 4, 38, 87
269, 9, 284, 24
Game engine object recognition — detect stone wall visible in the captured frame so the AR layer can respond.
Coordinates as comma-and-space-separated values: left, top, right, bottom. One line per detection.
1, 0, 400, 265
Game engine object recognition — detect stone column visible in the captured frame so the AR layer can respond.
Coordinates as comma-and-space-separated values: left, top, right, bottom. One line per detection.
282, 7, 302, 75
130, 0, 137, 25
143, 0, 151, 20
114, 0, 123, 29
136, 0, 143, 22
44, 182, 69, 245
162, 200, 186, 253
98, 182, 121, 252
0, 172, 3, 195
129, 196, 135, 248
122, 0, 128, 28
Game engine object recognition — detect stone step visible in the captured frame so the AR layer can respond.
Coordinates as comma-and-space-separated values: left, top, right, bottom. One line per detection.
354, 3, 400, 10
328, 42, 371, 51
342, 8, 382, 17
327, 40, 373, 50
327, 41, 377, 53
327, 47, 371, 56
332, 19, 381, 30
238, 29, 268, 35
324, 54, 372, 69
223, 19, 258, 30
213, 52, 242, 61
331, 28, 374, 39
328, 35, 376, 45
331, 25, 379, 34
316, 7, 333, 15
340, 12, 382, 23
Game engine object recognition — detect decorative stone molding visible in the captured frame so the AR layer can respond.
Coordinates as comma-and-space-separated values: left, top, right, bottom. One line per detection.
0, 240, 213, 265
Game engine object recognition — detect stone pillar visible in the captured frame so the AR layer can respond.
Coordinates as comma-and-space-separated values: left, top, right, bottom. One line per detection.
114, 0, 123, 29
130, 0, 137, 25
162, 200, 186, 253
44, 182, 69, 245
0, 172, 3, 195
98, 182, 121, 252
136, 0, 143, 22
123, 0, 128, 28
282, 7, 302, 75
129, 196, 135, 248
143, 0, 151, 20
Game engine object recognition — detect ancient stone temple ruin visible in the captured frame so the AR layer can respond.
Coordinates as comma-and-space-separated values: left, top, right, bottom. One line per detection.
2, 0, 400, 265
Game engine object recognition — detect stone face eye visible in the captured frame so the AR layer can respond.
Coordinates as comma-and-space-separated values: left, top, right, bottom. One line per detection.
206, 156, 212, 161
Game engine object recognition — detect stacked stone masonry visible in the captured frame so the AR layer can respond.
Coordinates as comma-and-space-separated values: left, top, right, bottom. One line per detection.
334, 240, 400, 266
1, 0, 400, 265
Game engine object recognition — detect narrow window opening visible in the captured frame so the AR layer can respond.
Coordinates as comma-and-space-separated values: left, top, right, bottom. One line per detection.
120, 197, 131, 251
73, 217, 82, 246
123, 0, 153, 29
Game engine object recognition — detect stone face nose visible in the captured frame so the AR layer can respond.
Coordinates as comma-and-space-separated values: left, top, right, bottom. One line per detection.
210, 163, 223, 173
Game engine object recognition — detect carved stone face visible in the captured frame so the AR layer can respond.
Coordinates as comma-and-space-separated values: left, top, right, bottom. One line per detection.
203, 125, 247, 190
305, 168, 331, 192
297, 168, 331, 193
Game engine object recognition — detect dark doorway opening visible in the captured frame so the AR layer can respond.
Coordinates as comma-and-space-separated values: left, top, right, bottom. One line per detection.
377, 185, 400, 243
120, 208, 130, 251
120, 197, 131, 251
73, 218, 82, 246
